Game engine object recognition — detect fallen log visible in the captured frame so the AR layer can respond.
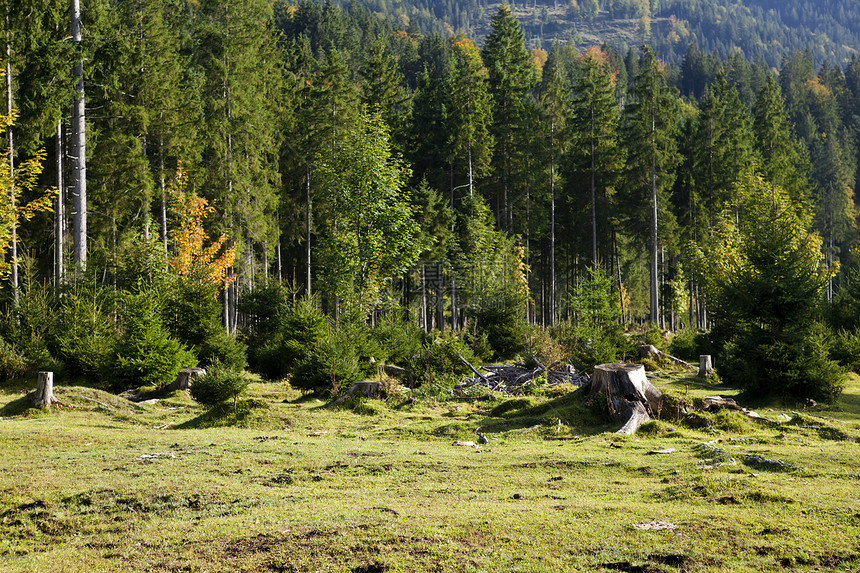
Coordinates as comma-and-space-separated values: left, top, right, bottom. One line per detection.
639, 344, 696, 370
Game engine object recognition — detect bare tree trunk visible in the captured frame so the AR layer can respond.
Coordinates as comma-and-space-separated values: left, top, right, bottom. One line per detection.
159, 137, 167, 253
305, 160, 311, 294
55, 121, 65, 291
549, 123, 556, 326
649, 120, 658, 325
33, 372, 55, 409
6, 18, 17, 300
71, 0, 87, 271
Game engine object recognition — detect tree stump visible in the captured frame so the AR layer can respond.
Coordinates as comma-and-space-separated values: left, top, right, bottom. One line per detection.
590, 363, 666, 435
698, 355, 714, 378
328, 381, 390, 407
639, 344, 660, 359
33, 371, 55, 409
169, 368, 206, 391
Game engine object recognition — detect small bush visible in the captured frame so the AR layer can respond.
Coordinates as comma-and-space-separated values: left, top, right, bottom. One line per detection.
553, 321, 629, 372
720, 322, 844, 403
0, 338, 28, 382
109, 292, 196, 390
830, 329, 860, 373
190, 362, 250, 409
56, 280, 118, 384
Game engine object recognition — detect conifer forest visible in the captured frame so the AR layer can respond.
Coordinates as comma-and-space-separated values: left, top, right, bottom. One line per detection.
3, 0, 860, 402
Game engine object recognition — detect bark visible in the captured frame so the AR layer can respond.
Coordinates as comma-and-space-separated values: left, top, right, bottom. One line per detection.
33, 372, 55, 409
71, 0, 87, 271
590, 362, 665, 435
55, 121, 65, 290
698, 355, 714, 378
169, 368, 207, 391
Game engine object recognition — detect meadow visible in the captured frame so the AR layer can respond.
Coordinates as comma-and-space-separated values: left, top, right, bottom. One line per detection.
1, 372, 858, 572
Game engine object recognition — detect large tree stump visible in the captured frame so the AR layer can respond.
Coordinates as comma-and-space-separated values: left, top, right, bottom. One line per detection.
590, 363, 666, 435
698, 355, 714, 378
328, 381, 390, 407
33, 371, 55, 409
169, 368, 206, 391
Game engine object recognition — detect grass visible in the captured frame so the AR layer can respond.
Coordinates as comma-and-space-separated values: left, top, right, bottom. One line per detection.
0, 371, 859, 572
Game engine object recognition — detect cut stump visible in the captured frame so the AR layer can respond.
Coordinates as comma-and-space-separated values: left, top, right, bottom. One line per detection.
590, 363, 666, 435
328, 381, 389, 407
33, 371, 55, 409
169, 368, 207, 392
698, 355, 714, 378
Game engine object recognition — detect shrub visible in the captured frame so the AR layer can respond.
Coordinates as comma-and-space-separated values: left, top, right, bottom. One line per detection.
469, 290, 529, 359
55, 280, 118, 385
0, 338, 28, 382
553, 321, 629, 372
720, 322, 844, 403
190, 362, 250, 409
108, 291, 196, 390
830, 329, 860, 373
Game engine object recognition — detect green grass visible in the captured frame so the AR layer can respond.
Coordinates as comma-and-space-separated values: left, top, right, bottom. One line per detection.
0, 372, 858, 572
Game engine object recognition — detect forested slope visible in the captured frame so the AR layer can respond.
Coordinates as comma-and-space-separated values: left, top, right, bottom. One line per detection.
329, 0, 860, 67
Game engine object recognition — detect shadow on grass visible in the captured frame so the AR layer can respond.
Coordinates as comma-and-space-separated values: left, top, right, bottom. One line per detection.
478, 386, 611, 435
176, 398, 290, 430
0, 394, 38, 417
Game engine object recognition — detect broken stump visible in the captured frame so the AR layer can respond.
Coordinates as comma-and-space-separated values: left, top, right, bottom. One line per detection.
698, 355, 714, 378
328, 381, 390, 407
590, 363, 666, 435
33, 371, 55, 409
169, 368, 207, 392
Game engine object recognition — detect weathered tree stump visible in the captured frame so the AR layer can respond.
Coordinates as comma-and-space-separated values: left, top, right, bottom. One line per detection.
169, 368, 206, 391
328, 381, 389, 407
639, 344, 660, 360
33, 371, 55, 409
698, 355, 714, 378
590, 363, 666, 435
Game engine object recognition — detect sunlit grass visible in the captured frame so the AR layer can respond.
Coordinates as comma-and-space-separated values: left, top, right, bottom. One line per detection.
0, 371, 858, 572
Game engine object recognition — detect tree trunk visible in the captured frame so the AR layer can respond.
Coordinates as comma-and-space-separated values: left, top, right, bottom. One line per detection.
698, 355, 714, 378
169, 368, 206, 391
590, 363, 665, 435
6, 15, 17, 300
71, 0, 87, 271
33, 372, 55, 409
55, 121, 65, 291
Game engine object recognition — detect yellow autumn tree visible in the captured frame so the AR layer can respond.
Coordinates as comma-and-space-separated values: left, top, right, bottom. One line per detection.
167, 169, 235, 290
0, 107, 56, 279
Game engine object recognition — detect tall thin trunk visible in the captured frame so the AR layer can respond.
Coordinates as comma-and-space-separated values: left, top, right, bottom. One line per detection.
305, 160, 311, 294
159, 137, 167, 253
549, 115, 556, 326
72, 0, 87, 271
649, 107, 659, 325
590, 103, 598, 267
276, 210, 282, 282
55, 121, 65, 291
6, 15, 17, 299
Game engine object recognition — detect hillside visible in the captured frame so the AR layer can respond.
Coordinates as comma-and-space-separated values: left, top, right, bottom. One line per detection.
329, 0, 860, 66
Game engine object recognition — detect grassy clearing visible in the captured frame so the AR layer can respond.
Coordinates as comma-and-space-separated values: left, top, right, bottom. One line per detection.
1, 373, 859, 572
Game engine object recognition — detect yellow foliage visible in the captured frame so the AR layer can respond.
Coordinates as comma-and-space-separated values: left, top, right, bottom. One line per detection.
0, 103, 56, 279
167, 169, 236, 290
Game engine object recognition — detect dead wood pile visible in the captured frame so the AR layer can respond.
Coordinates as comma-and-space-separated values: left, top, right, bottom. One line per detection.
454, 357, 590, 395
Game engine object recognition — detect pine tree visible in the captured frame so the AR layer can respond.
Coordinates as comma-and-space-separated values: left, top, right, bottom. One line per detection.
194, 0, 284, 279
753, 74, 810, 204
446, 37, 493, 198
622, 46, 681, 325
566, 46, 623, 269
481, 3, 535, 232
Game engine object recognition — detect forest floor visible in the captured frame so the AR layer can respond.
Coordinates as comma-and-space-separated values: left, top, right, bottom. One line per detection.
0, 370, 858, 572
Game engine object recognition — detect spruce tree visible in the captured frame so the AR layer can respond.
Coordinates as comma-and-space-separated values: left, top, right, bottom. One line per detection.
566, 47, 623, 269
481, 4, 535, 232
622, 46, 681, 325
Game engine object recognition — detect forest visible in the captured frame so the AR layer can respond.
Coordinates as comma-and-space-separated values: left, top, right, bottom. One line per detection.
3, 0, 860, 404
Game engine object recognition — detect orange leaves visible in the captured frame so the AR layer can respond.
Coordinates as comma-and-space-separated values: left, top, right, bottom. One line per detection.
167, 170, 236, 291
